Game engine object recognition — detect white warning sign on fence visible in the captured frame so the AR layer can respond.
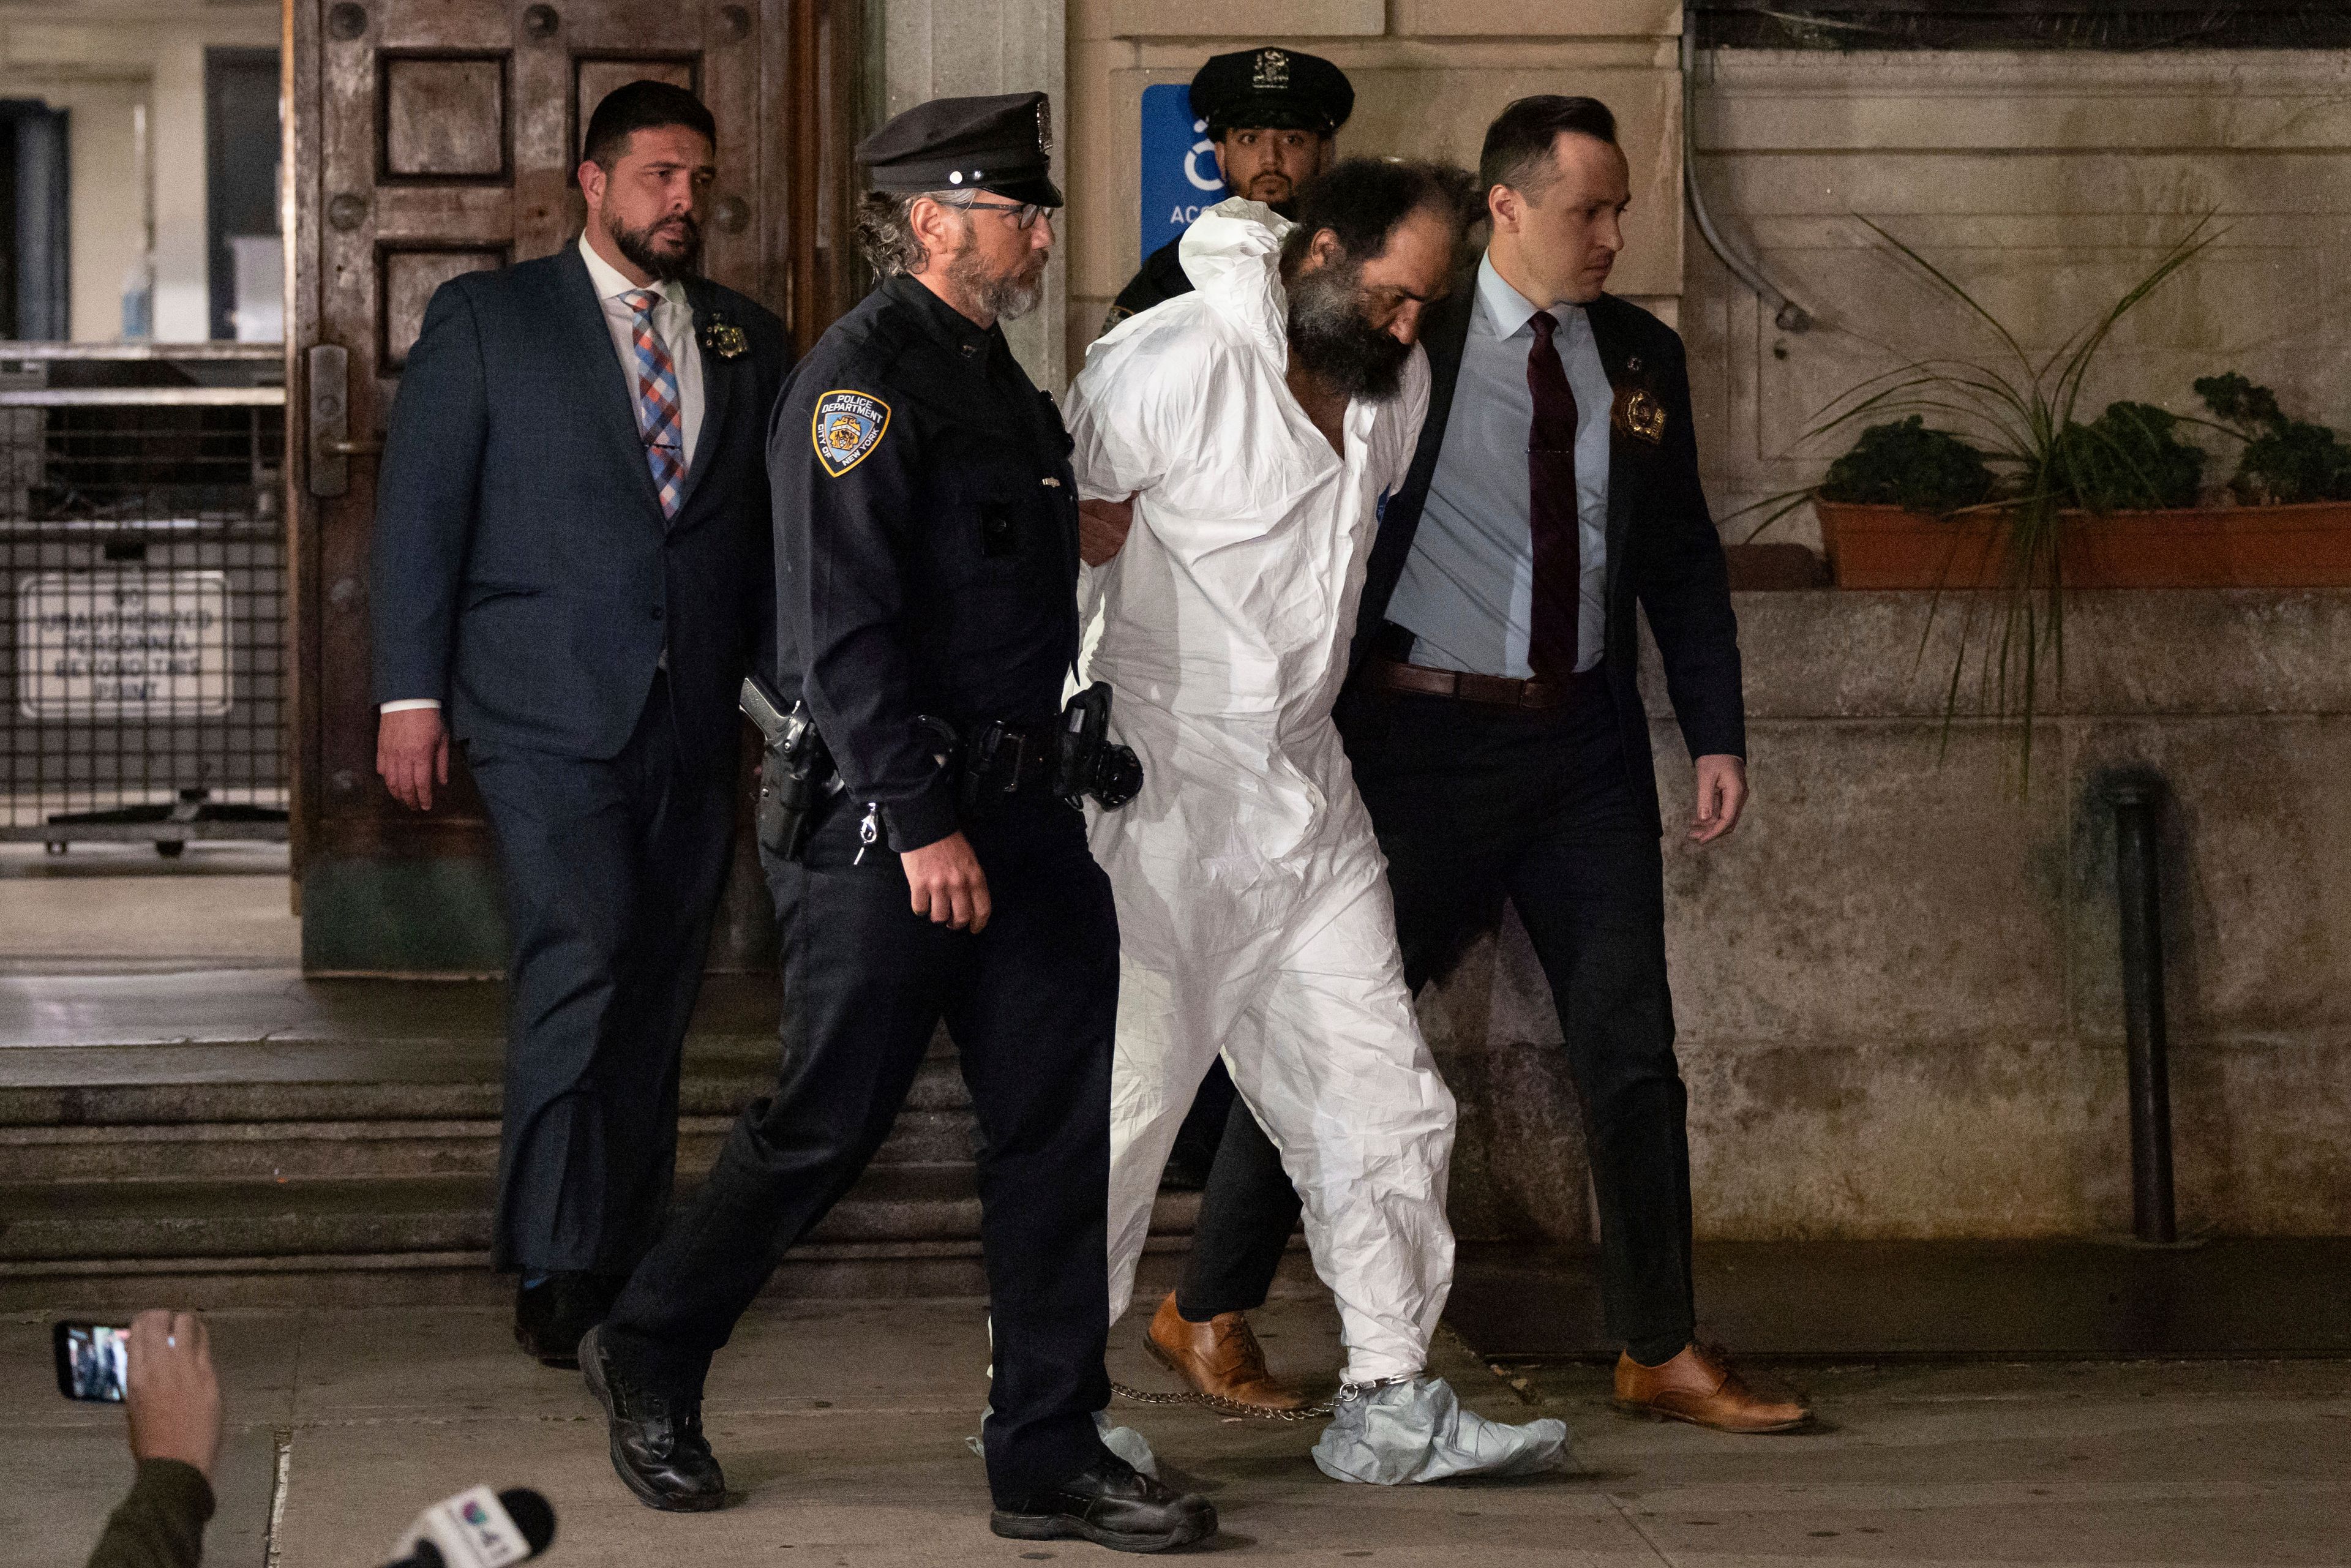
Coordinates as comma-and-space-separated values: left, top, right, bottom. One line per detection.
15, 570, 233, 720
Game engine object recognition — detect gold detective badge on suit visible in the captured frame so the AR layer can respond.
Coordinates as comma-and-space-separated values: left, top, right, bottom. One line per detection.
1611, 356, 1667, 445
700, 316, 749, 359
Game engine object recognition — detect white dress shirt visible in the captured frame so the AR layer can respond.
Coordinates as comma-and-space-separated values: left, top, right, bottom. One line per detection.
1384, 252, 1613, 678
577, 230, 705, 470
381, 233, 706, 715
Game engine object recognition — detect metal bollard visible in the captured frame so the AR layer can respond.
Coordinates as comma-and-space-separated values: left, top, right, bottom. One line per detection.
2107, 779, 2177, 1245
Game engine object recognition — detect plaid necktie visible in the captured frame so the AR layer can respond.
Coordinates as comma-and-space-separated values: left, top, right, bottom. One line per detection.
1525, 309, 1581, 682
621, 288, 687, 518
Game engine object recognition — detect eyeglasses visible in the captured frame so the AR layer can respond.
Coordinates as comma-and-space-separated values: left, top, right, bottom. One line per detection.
940, 195, 1050, 231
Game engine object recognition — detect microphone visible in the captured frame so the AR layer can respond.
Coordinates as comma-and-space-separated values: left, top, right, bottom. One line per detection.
383, 1487, 555, 1568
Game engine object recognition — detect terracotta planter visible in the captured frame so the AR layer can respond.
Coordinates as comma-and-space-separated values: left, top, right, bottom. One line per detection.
1816, 500, 2351, 590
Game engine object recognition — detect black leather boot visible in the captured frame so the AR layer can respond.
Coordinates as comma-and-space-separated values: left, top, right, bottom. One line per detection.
991, 1454, 1217, 1553
579, 1324, 727, 1512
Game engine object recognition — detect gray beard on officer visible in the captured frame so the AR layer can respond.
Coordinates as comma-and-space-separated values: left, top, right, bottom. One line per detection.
1286, 255, 1410, 402
608, 208, 703, 283
944, 225, 1045, 323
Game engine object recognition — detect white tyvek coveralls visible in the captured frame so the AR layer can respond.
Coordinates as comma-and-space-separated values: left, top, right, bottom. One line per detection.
1065, 200, 1452, 1387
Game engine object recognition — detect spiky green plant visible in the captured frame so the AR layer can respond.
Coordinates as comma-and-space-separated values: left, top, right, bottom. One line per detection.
1794, 216, 2222, 784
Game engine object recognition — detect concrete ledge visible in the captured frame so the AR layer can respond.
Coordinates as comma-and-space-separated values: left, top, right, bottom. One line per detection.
1438, 590, 2351, 1240
1670, 590, 2351, 719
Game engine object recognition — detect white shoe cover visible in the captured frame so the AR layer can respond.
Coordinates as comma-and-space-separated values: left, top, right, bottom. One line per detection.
1311, 1376, 1569, 1485
1095, 1411, 1161, 1478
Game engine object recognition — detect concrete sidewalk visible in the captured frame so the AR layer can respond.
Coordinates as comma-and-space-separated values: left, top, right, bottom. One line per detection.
11, 1290, 2347, 1568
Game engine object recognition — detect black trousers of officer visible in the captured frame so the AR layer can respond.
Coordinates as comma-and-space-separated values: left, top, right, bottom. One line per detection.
601, 793, 1118, 1505
1180, 669, 1698, 1365
468, 673, 738, 1278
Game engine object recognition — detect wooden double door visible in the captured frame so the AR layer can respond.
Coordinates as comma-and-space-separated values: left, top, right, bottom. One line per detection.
284, 0, 863, 972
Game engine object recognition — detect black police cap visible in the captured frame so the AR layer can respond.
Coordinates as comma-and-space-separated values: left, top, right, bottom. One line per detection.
857, 91, 1063, 208
1190, 48, 1353, 138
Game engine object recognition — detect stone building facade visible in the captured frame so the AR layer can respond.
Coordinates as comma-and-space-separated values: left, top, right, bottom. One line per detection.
887, 2, 2351, 1244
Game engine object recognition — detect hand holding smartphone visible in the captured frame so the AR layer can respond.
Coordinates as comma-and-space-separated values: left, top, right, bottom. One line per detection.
54, 1311, 222, 1480
54, 1321, 129, 1401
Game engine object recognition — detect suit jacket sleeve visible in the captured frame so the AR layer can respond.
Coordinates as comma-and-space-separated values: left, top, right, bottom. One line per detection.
775, 382, 959, 853
368, 279, 489, 707
1633, 331, 1745, 762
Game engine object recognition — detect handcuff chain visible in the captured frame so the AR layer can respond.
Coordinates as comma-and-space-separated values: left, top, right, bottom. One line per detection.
1108, 1378, 1333, 1422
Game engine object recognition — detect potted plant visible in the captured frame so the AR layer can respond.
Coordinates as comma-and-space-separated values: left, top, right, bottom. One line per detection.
1747, 216, 2351, 773
1820, 383, 2351, 591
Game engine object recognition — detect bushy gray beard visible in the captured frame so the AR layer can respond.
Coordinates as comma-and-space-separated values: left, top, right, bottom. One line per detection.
609, 208, 702, 282
1286, 258, 1410, 402
945, 231, 1044, 323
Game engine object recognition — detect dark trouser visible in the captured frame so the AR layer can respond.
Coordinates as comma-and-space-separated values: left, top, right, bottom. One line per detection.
468, 675, 737, 1277
1183, 671, 1697, 1363
1174, 1077, 1300, 1319
600, 793, 1117, 1506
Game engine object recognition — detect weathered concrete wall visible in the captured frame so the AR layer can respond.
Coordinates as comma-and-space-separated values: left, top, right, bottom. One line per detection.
1681, 48, 2351, 541
1065, 1, 1688, 372
883, 0, 1070, 388
1436, 590, 2351, 1242
879, 14, 2351, 1240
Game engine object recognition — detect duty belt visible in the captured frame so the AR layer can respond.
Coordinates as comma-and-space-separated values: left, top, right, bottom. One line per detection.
959, 716, 1060, 802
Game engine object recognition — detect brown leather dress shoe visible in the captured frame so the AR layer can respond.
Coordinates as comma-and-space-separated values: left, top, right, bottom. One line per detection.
1613, 1343, 1812, 1433
1144, 1292, 1310, 1414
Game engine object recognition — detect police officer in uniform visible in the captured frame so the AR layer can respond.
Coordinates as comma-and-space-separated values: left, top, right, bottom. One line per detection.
1101, 47, 1354, 332
580, 94, 1217, 1553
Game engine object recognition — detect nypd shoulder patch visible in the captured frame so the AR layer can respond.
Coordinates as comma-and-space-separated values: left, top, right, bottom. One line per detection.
812, 389, 891, 478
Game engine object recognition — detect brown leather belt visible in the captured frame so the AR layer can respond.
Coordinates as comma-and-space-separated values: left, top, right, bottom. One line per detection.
1360, 656, 1588, 711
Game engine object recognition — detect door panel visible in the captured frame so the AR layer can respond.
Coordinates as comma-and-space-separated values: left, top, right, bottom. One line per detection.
381, 56, 512, 180
287, 0, 864, 970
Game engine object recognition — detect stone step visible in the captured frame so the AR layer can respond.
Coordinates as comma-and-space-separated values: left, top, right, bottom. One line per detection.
0, 1103, 974, 1183
0, 1036, 978, 1181
0, 973, 1230, 1310
0, 1044, 975, 1128
1, 1164, 1200, 1264
0, 1171, 1209, 1310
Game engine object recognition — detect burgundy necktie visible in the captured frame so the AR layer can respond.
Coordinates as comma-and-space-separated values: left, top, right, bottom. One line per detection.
1525, 310, 1581, 682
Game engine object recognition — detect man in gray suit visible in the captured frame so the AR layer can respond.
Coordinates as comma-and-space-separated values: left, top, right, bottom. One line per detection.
369, 80, 790, 1365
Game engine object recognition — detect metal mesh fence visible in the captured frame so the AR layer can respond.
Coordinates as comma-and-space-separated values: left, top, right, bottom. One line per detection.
0, 347, 288, 850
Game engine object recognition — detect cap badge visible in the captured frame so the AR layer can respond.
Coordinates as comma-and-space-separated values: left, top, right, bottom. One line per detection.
1035, 96, 1054, 157
1253, 49, 1290, 90
812, 389, 892, 478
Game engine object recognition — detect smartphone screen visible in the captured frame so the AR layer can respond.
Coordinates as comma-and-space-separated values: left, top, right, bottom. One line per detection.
54, 1322, 129, 1402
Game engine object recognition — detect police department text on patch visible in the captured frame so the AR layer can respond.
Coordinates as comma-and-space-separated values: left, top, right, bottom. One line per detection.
812, 390, 892, 477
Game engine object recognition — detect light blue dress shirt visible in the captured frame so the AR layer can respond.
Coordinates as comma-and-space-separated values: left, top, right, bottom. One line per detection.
1385, 253, 1613, 678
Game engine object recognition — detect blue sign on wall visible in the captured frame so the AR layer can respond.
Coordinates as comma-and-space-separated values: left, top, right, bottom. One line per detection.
1139, 82, 1228, 263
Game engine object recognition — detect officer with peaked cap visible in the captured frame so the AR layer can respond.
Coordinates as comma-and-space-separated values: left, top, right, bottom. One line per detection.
581, 92, 1217, 1552
1101, 47, 1354, 333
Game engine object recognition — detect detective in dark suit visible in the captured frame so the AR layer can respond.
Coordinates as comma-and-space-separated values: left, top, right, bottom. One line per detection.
369, 81, 790, 1365
1156, 96, 1814, 1431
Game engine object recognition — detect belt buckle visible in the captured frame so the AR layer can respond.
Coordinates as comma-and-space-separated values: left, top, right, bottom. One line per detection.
995, 728, 1029, 792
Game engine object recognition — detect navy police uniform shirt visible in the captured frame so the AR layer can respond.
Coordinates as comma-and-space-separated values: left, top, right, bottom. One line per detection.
1102, 238, 1193, 335
768, 272, 1082, 853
